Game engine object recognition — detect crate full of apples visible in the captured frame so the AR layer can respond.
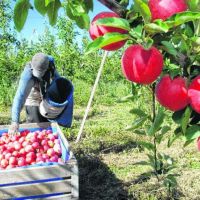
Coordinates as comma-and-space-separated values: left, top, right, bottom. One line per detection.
0, 124, 70, 170
0, 122, 78, 200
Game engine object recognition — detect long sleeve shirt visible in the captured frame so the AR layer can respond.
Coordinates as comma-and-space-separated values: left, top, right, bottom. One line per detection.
11, 63, 59, 123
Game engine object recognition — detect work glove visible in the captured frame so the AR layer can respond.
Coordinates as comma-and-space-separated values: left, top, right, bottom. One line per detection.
8, 122, 19, 136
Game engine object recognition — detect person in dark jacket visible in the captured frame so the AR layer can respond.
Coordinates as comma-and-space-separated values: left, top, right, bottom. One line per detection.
8, 52, 73, 135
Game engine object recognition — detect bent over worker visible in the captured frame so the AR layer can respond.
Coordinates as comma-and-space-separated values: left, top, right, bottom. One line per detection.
8, 52, 73, 135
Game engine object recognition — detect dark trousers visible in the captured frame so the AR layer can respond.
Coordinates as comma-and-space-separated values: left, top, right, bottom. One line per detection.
25, 106, 48, 123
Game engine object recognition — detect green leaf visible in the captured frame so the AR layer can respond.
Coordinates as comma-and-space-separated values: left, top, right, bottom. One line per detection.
84, 0, 93, 12
95, 17, 131, 31
34, 0, 48, 16
129, 24, 143, 39
66, 3, 76, 20
47, 0, 61, 26
125, 116, 148, 131
138, 141, 155, 151
129, 108, 147, 117
85, 32, 129, 54
14, 0, 31, 31
156, 126, 171, 144
145, 38, 154, 49
144, 20, 169, 34
161, 41, 178, 57
164, 174, 177, 188
187, 0, 200, 11
66, 2, 86, 17
172, 109, 186, 124
117, 94, 134, 103
161, 126, 171, 135
147, 154, 155, 167
147, 108, 165, 136
134, 0, 151, 23
45, 0, 55, 6
181, 107, 192, 134
167, 134, 180, 147
75, 14, 90, 29
183, 139, 195, 147
166, 11, 200, 28
134, 129, 146, 136
184, 125, 200, 141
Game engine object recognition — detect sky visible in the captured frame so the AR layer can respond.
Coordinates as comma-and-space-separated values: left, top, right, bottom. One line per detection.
11, 1, 110, 42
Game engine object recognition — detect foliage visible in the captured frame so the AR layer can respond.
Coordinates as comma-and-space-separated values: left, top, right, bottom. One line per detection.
13, 0, 93, 31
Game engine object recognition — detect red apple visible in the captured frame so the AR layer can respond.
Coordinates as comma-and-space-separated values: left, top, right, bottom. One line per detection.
48, 134, 55, 141
18, 157, 26, 167
12, 151, 19, 157
19, 136, 25, 144
48, 140, 54, 148
156, 75, 189, 111
149, 0, 188, 21
9, 157, 17, 165
42, 154, 49, 160
41, 139, 48, 146
188, 75, 200, 113
58, 158, 64, 164
121, 44, 163, 84
32, 142, 40, 149
50, 155, 58, 162
43, 145, 49, 152
47, 148, 55, 157
5, 153, 12, 160
14, 142, 22, 151
89, 12, 128, 51
1, 159, 8, 168
25, 145, 34, 153
36, 157, 45, 163
26, 156, 33, 164
53, 144, 61, 155
0, 154, 4, 160
19, 148, 25, 156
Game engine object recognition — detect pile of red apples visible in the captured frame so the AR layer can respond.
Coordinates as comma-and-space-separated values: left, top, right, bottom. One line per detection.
0, 129, 63, 170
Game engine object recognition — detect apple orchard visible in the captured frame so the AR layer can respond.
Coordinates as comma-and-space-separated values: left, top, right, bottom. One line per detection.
11, 0, 200, 193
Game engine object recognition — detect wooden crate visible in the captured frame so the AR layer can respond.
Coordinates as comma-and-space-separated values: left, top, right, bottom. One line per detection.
0, 122, 79, 200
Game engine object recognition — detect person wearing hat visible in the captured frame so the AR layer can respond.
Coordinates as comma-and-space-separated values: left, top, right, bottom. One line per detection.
8, 52, 73, 135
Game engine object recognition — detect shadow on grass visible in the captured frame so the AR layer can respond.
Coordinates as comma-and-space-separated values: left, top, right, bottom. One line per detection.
99, 141, 138, 154
75, 153, 129, 200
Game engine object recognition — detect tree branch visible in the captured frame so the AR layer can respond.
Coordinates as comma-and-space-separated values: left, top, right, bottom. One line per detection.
97, 0, 127, 18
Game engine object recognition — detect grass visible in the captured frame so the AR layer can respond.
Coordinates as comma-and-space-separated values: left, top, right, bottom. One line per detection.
68, 93, 200, 200
1, 82, 200, 199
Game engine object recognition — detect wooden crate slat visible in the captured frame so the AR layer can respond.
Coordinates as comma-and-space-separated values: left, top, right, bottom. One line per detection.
0, 164, 76, 184
44, 193, 74, 199
71, 164, 79, 198
0, 180, 72, 199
